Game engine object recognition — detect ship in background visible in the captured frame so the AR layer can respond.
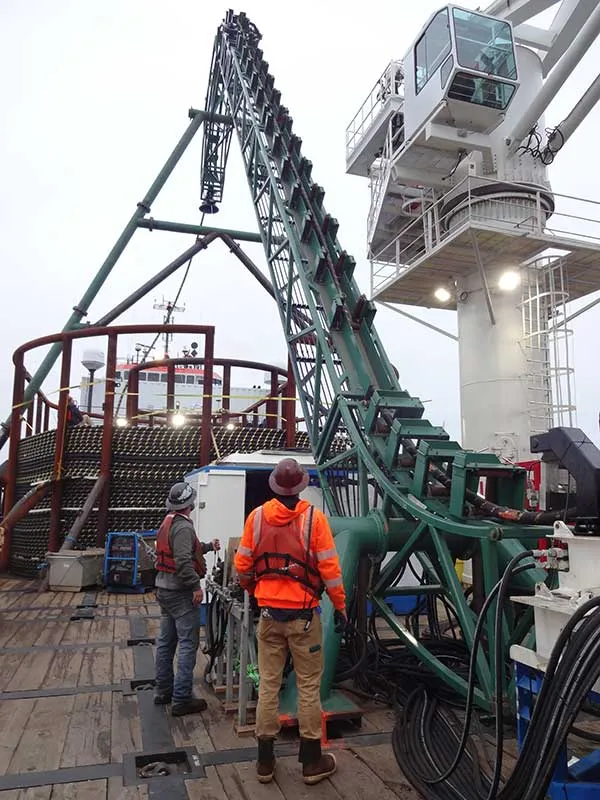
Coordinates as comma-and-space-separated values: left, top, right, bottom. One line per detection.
77, 299, 276, 426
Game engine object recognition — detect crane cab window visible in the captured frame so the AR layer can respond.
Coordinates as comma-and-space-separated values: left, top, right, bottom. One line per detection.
452, 8, 517, 80
415, 8, 452, 93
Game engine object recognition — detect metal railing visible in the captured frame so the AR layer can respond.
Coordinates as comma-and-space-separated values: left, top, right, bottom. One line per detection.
520, 257, 576, 432
346, 60, 404, 162
369, 175, 600, 298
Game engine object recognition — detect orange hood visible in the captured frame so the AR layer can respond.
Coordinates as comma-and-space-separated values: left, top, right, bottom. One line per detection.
261, 497, 311, 526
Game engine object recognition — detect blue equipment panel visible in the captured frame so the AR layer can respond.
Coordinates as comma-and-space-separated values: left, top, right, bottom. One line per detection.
104, 530, 157, 594
515, 660, 600, 798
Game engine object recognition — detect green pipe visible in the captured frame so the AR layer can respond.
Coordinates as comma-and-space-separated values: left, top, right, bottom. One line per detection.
136, 218, 262, 243
0, 110, 210, 449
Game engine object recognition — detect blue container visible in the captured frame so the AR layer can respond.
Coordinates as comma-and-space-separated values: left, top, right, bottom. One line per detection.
367, 595, 419, 616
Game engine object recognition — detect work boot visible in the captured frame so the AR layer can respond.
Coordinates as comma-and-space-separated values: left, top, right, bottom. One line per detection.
256, 737, 275, 783
153, 692, 172, 705
171, 697, 207, 716
299, 737, 337, 785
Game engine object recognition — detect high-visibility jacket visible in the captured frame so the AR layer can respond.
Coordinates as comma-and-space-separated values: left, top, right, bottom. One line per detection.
156, 512, 207, 578
234, 498, 346, 611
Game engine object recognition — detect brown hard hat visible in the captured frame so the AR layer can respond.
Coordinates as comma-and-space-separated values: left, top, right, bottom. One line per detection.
268, 457, 310, 496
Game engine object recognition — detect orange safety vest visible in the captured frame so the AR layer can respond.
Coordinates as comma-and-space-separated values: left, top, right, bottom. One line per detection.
155, 512, 207, 578
252, 505, 324, 598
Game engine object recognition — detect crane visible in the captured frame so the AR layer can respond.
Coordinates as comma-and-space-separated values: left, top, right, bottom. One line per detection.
196, 8, 599, 710
347, 0, 600, 466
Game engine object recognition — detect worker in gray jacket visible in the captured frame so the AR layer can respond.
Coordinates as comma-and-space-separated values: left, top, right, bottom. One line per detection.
154, 481, 220, 715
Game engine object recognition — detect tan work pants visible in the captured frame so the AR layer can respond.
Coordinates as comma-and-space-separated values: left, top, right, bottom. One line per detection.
255, 612, 323, 740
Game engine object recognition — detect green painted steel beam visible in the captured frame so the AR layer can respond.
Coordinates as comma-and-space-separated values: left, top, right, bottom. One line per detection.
0, 109, 219, 449
136, 218, 262, 243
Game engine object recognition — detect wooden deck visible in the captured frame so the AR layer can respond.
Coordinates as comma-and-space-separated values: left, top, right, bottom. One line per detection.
0, 576, 423, 800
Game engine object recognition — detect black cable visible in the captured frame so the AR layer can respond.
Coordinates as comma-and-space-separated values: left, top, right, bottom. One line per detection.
399, 557, 535, 788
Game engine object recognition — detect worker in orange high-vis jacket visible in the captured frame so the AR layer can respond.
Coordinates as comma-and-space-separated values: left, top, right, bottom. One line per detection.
234, 457, 347, 786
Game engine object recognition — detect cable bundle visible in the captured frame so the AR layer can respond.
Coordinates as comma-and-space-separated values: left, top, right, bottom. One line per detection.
387, 555, 600, 800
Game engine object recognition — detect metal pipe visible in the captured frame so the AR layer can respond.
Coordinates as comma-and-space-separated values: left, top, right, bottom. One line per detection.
508, 2, 600, 151
0, 110, 209, 451
285, 356, 296, 448
97, 334, 118, 547
48, 338, 73, 553
200, 331, 215, 465
546, 72, 600, 154
560, 291, 600, 326
166, 363, 176, 422
470, 230, 496, 326
0, 480, 54, 569
86, 368, 96, 414
0, 358, 27, 570
94, 235, 219, 326
222, 364, 231, 420
377, 301, 458, 341
266, 372, 278, 429
219, 233, 275, 297
61, 475, 107, 551
137, 218, 262, 242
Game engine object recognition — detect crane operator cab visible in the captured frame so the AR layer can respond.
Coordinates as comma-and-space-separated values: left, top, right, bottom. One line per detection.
404, 5, 519, 140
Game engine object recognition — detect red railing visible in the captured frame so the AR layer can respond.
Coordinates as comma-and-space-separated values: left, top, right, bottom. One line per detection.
0, 324, 300, 571
0, 324, 215, 570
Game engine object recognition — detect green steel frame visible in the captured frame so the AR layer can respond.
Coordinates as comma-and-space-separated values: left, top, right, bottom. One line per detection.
199, 11, 552, 709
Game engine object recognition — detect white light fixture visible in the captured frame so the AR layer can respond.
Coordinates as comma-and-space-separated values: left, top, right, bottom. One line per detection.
172, 412, 186, 428
226, 422, 235, 431
498, 270, 521, 292
434, 286, 452, 303
115, 417, 128, 428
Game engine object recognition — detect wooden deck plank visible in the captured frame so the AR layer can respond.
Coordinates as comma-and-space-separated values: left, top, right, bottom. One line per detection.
33, 619, 71, 647
7, 696, 75, 774
50, 780, 107, 800
328, 749, 406, 800
227, 762, 286, 799
87, 617, 116, 644
0, 788, 53, 799
106, 777, 148, 800
215, 764, 267, 800
60, 619, 93, 644
186, 766, 236, 800
0, 699, 36, 776
60, 691, 112, 768
41, 648, 84, 688
274, 755, 342, 799
0, 653, 28, 692
110, 693, 142, 763
2, 613, 47, 648
171, 713, 215, 755
350, 745, 423, 799
4, 649, 55, 691
112, 646, 134, 683
78, 646, 114, 686
0, 620, 22, 648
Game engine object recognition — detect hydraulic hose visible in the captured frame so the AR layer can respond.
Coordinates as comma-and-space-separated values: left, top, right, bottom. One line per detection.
391, 560, 600, 800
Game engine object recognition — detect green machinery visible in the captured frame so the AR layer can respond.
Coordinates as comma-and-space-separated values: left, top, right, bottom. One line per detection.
198, 11, 564, 710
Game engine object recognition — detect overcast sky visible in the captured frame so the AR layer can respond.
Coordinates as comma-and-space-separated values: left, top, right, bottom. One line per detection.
1, 0, 599, 448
